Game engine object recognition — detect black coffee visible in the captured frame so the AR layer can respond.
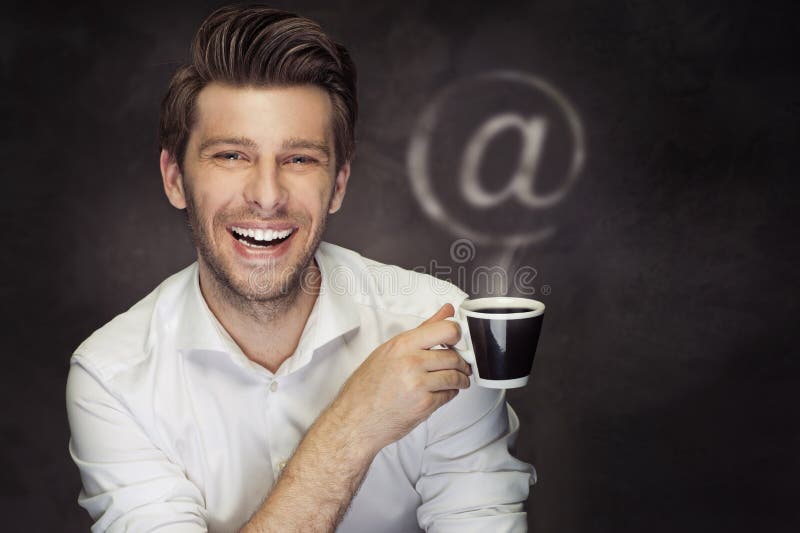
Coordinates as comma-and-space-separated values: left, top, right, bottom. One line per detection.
470, 307, 535, 314
466, 312, 543, 380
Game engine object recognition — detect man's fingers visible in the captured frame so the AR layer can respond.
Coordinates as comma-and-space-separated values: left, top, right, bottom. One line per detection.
421, 348, 471, 376
427, 369, 471, 392
407, 320, 461, 349
403, 303, 460, 349
419, 303, 454, 327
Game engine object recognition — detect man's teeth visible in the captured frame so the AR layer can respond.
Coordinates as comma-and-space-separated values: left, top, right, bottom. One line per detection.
231, 226, 293, 242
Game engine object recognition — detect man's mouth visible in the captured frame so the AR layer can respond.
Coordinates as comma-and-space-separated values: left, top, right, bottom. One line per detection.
229, 226, 294, 248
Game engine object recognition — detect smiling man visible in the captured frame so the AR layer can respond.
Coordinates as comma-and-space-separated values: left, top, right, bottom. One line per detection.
66, 5, 535, 532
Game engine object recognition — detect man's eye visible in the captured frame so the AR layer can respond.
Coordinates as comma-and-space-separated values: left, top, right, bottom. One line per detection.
288, 155, 315, 165
216, 152, 243, 161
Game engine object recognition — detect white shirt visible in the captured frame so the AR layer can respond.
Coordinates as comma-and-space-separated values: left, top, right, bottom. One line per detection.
67, 242, 536, 533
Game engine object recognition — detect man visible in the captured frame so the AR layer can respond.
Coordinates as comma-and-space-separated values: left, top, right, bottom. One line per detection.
66, 5, 535, 532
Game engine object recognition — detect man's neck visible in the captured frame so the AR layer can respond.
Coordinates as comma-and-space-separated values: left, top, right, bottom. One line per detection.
198, 260, 321, 374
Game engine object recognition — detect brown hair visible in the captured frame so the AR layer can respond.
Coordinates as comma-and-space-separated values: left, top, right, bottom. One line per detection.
159, 5, 357, 171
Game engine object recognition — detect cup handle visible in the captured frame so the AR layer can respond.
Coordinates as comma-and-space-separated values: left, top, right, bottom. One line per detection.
445, 314, 475, 366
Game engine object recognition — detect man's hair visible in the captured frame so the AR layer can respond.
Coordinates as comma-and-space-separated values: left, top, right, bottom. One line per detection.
159, 4, 357, 171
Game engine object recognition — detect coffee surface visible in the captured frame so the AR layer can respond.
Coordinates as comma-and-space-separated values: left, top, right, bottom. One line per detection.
470, 307, 537, 314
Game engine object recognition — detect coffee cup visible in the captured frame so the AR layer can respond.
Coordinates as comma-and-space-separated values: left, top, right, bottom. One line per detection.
448, 297, 545, 389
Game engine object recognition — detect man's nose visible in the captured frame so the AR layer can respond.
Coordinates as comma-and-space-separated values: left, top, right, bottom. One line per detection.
244, 162, 288, 212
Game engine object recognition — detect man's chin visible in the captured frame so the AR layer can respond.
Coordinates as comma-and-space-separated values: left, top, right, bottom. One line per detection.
227, 266, 307, 302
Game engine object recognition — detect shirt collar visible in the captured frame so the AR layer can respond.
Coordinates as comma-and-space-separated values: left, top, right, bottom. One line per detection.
169, 242, 361, 369
168, 262, 228, 354
312, 241, 361, 350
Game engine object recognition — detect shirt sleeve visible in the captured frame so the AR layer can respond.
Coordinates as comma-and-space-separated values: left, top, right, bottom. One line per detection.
415, 384, 536, 532
66, 358, 208, 533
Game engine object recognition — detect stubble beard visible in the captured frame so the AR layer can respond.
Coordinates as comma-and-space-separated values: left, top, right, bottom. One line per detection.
182, 189, 328, 321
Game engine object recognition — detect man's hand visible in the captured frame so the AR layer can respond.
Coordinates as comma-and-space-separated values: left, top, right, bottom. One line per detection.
328, 303, 472, 456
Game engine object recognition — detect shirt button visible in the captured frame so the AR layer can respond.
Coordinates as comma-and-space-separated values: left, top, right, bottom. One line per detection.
278, 459, 287, 470
270, 381, 279, 392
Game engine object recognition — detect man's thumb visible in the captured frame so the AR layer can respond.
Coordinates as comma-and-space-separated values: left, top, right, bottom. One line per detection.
419, 303, 455, 326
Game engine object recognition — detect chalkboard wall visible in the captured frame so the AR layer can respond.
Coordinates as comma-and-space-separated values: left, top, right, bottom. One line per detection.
2, 0, 797, 531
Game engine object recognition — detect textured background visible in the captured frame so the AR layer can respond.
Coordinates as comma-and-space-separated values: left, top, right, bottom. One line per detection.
2, 0, 798, 531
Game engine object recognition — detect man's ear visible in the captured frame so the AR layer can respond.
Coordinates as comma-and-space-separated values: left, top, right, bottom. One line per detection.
328, 161, 351, 214
160, 149, 187, 209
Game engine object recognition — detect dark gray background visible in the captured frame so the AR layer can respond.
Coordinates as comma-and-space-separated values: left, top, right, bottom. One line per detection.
2, 0, 798, 531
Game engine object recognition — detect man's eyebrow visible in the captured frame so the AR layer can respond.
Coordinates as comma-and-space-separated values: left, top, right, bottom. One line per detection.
198, 136, 260, 152
281, 137, 331, 159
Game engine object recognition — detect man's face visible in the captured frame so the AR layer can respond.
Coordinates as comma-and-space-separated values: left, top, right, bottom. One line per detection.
161, 83, 350, 302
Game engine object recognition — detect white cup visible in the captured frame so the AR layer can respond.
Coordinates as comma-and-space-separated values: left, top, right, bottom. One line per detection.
448, 297, 546, 389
